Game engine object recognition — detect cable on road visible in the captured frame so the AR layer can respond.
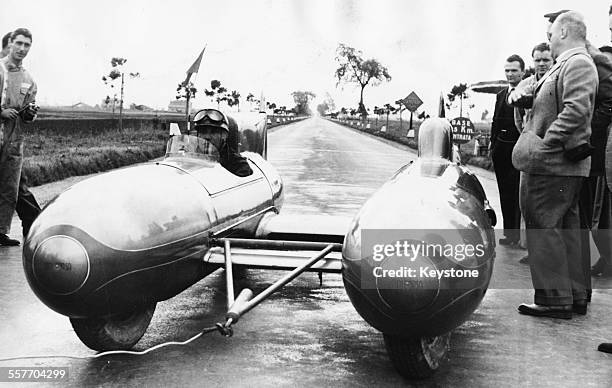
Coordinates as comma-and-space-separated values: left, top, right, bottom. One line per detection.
0, 325, 222, 362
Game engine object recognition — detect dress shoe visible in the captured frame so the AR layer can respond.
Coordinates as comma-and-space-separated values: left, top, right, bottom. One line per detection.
591, 258, 612, 277
598, 343, 612, 354
519, 255, 529, 264
518, 303, 572, 319
499, 237, 518, 246
0, 234, 20, 246
572, 300, 587, 315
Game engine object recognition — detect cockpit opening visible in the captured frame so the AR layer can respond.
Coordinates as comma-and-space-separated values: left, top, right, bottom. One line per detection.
165, 109, 254, 178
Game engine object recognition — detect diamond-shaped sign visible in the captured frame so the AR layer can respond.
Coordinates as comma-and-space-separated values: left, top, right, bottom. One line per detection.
402, 92, 423, 112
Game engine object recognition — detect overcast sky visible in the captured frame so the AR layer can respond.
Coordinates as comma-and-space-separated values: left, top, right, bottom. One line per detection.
1, 0, 610, 117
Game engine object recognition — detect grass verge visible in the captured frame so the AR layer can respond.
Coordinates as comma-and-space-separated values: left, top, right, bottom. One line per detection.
329, 118, 494, 171
21, 116, 305, 187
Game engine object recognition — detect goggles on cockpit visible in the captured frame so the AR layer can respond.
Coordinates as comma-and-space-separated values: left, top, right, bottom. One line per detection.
193, 109, 229, 131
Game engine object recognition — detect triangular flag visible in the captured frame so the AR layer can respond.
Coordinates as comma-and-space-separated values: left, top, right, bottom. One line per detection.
184, 45, 206, 84
438, 92, 446, 118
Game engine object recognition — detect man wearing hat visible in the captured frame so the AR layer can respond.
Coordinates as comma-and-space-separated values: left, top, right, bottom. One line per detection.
510, 10, 597, 319
191, 108, 252, 177
545, 10, 612, 287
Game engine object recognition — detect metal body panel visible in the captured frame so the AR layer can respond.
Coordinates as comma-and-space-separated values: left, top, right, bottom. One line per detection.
23, 139, 283, 318
342, 118, 496, 338
30, 163, 214, 251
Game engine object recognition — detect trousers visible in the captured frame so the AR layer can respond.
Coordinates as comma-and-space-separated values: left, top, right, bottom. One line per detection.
492, 140, 521, 241
520, 173, 586, 305
0, 137, 23, 234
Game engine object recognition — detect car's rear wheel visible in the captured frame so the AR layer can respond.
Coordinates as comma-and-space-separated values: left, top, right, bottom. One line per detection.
70, 304, 156, 351
383, 332, 451, 379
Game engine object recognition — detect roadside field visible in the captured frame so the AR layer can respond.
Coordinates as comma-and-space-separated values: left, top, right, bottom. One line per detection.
330, 117, 493, 170
20, 109, 302, 186
37, 107, 185, 121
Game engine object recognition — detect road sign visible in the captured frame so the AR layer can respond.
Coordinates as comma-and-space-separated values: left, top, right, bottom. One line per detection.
450, 117, 475, 144
402, 91, 423, 113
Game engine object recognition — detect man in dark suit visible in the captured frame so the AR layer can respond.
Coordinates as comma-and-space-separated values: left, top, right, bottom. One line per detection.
490, 54, 525, 246
510, 11, 598, 319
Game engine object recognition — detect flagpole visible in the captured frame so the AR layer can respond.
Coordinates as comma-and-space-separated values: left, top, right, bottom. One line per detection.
185, 92, 191, 130
183, 45, 207, 131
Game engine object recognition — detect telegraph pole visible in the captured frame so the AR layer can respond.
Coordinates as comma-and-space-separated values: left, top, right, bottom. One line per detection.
119, 72, 125, 131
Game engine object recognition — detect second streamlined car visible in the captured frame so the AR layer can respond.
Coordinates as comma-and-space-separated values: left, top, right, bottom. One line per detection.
23, 111, 495, 379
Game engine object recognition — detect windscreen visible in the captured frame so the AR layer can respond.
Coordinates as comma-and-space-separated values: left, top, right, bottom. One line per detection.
165, 134, 220, 159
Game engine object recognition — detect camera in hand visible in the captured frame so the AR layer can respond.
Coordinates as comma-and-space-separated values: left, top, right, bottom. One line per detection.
19, 103, 39, 121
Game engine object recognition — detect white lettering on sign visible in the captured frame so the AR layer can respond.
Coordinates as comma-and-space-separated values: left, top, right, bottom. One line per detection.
450, 117, 475, 144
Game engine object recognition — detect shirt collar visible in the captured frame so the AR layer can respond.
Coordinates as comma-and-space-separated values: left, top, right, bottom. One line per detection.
0, 57, 23, 71
555, 46, 588, 63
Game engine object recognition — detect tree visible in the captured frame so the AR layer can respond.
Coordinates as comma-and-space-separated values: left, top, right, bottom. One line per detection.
447, 83, 469, 117
383, 103, 396, 128
246, 93, 256, 110
373, 106, 386, 126
103, 94, 118, 113
417, 111, 431, 120
102, 57, 139, 130
227, 90, 241, 111
176, 81, 197, 121
335, 43, 391, 118
323, 93, 336, 113
315, 94, 336, 116
395, 98, 407, 129
372, 106, 382, 117
204, 80, 228, 108
273, 105, 287, 115
291, 90, 316, 115
316, 101, 330, 116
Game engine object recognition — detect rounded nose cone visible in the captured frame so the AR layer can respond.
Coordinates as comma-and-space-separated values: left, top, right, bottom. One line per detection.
32, 236, 90, 295
376, 255, 439, 313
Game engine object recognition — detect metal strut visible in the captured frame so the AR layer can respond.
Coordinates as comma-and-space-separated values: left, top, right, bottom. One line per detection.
217, 238, 337, 337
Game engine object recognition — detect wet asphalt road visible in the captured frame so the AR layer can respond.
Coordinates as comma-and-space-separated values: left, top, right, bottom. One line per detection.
1, 116, 611, 387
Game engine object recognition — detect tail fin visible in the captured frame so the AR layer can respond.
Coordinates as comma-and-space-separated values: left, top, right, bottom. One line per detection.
438, 92, 446, 118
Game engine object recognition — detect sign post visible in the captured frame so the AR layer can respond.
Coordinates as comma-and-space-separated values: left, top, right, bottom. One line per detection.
401, 91, 423, 130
